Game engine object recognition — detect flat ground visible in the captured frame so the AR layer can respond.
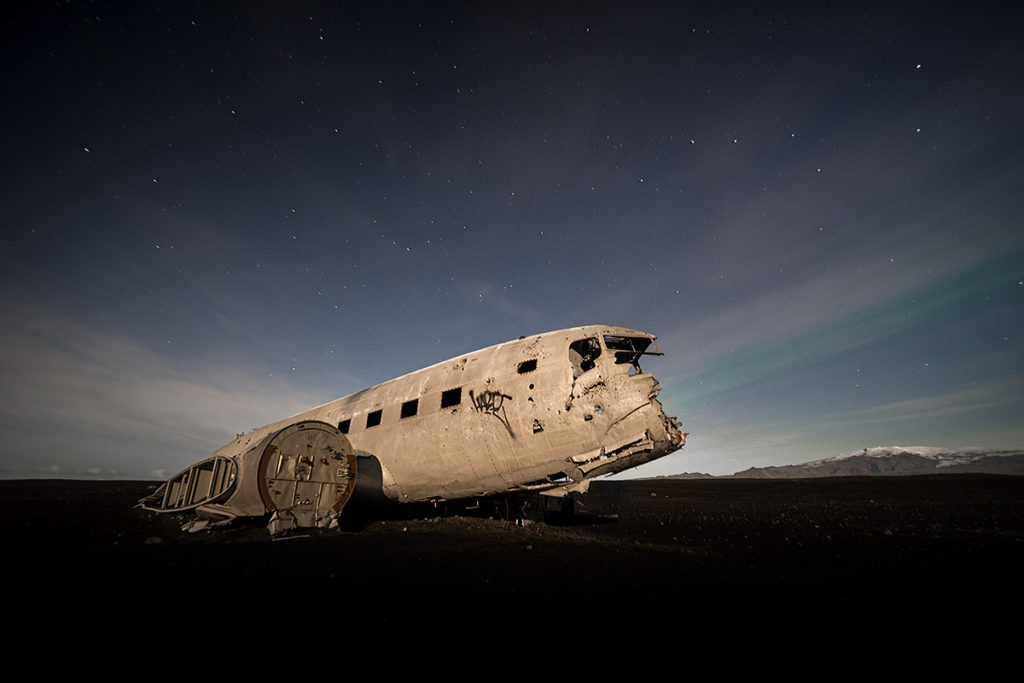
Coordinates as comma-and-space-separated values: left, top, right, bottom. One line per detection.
4, 476, 1021, 651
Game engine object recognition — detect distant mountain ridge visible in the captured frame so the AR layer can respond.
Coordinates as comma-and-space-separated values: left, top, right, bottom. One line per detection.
674, 447, 1024, 479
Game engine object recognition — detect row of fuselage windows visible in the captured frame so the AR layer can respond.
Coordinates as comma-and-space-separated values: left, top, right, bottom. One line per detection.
336, 359, 539, 435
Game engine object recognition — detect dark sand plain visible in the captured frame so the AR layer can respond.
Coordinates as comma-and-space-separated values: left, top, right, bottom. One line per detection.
4, 475, 1021, 651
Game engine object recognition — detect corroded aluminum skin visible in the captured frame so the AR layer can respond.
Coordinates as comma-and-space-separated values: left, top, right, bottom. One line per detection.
211, 325, 685, 504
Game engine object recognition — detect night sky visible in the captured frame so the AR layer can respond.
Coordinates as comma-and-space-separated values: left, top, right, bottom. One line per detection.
2, 1, 1022, 479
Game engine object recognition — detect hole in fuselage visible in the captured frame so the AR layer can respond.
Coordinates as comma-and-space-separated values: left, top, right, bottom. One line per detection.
518, 359, 537, 374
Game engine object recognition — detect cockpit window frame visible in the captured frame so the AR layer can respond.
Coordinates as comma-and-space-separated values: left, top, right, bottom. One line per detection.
602, 335, 660, 374
568, 337, 601, 379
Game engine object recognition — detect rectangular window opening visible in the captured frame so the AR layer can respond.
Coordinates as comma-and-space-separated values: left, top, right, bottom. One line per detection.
400, 398, 418, 419
517, 359, 537, 374
337, 419, 350, 434
366, 409, 382, 428
441, 387, 462, 409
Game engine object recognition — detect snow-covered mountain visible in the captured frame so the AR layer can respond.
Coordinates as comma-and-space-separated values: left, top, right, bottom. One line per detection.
726, 446, 1024, 478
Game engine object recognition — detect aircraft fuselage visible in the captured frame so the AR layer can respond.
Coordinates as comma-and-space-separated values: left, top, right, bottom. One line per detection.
142, 325, 686, 531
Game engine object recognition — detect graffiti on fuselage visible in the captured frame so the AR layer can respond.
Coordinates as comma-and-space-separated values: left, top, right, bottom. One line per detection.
469, 388, 515, 437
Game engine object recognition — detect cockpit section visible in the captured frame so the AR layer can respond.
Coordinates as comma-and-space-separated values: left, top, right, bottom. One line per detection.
568, 333, 664, 377
558, 329, 685, 483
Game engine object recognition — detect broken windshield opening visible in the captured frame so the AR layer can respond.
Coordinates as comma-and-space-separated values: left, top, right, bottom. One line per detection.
568, 337, 601, 378
603, 335, 658, 374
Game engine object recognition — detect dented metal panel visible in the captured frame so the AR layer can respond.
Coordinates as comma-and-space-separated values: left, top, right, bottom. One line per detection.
143, 325, 686, 532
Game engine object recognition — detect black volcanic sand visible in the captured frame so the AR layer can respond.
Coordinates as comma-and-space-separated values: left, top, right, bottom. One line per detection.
4, 476, 1021, 651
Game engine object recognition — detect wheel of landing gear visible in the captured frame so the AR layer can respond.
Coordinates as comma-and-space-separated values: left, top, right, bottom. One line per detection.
256, 421, 357, 529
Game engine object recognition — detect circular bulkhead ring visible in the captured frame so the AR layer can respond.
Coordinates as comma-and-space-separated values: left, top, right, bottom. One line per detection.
255, 420, 358, 517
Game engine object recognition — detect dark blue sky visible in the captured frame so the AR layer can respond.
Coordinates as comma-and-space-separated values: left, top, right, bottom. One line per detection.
2, 1, 1022, 478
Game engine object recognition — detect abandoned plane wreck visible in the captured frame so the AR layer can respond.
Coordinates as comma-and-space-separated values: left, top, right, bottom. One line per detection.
139, 325, 687, 532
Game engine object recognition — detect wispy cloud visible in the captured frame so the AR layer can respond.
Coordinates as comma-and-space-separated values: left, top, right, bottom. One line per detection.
0, 300, 337, 478
658, 245, 1019, 399
840, 378, 1021, 426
